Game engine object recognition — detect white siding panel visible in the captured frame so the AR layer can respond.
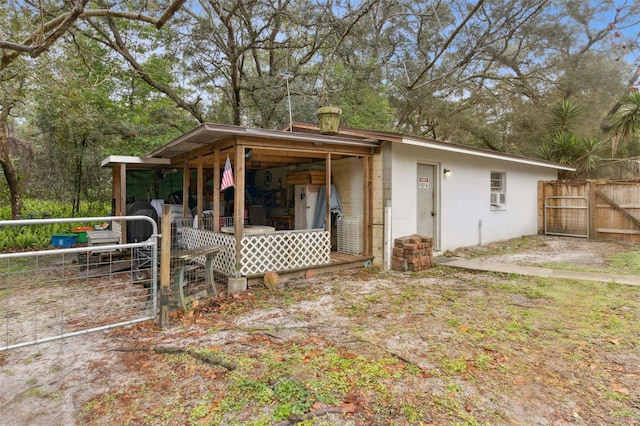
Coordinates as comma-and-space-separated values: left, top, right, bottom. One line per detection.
390, 143, 557, 252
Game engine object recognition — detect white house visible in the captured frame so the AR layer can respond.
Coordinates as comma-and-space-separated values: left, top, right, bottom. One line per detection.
103, 122, 573, 277
291, 123, 573, 268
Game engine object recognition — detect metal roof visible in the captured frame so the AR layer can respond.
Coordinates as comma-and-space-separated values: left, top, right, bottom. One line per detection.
102, 122, 575, 172
293, 122, 575, 171
100, 155, 171, 169
144, 123, 380, 160
400, 136, 576, 171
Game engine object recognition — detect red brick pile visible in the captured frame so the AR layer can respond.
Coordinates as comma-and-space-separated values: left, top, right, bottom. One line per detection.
391, 234, 433, 272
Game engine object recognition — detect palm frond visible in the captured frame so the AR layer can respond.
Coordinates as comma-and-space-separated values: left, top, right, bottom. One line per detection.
548, 99, 583, 134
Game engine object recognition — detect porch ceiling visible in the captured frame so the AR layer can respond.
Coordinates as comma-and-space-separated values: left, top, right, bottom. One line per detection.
145, 123, 380, 169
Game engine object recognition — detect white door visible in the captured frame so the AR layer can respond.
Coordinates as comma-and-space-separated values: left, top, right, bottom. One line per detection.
416, 164, 435, 237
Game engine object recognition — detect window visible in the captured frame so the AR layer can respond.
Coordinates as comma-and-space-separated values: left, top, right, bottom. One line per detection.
490, 171, 506, 209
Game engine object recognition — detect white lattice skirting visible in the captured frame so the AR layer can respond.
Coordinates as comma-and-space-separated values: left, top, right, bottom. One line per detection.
182, 227, 237, 276
182, 227, 330, 278
240, 230, 330, 276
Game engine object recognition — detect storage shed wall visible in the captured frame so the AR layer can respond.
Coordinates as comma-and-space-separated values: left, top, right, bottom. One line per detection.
389, 143, 558, 252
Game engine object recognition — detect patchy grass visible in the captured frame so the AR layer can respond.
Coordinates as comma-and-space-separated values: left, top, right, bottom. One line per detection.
537, 249, 640, 275
442, 235, 548, 258
607, 249, 640, 274
68, 261, 640, 426
4, 236, 638, 425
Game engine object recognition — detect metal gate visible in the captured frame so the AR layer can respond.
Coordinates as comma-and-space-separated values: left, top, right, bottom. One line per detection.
0, 216, 158, 351
544, 196, 589, 238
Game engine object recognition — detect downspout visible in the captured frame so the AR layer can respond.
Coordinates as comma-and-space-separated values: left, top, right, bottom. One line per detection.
478, 218, 483, 246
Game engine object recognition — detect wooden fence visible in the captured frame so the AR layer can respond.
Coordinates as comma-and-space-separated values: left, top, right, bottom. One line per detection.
538, 179, 640, 242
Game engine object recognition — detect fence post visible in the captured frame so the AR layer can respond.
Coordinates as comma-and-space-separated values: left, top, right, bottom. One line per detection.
160, 204, 172, 328
588, 180, 596, 239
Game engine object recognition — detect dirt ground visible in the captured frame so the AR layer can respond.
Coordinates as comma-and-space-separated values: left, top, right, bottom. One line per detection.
446, 235, 638, 269
1, 236, 639, 425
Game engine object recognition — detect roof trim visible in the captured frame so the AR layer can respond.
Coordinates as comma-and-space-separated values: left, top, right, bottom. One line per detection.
105, 123, 575, 172
401, 137, 575, 171
145, 123, 380, 160
289, 121, 403, 143
293, 121, 574, 171
101, 155, 171, 169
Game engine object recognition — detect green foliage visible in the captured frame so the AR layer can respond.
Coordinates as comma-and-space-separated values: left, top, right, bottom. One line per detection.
606, 250, 640, 275
193, 345, 417, 423
536, 249, 640, 276
539, 100, 606, 177
3, 0, 640, 213
548, 100, 584, 135
441, 357, 468, 375
474, 354, 492, 370
272, 378, 312, 420
0, 199, 110, 250
610, 92, 640, 140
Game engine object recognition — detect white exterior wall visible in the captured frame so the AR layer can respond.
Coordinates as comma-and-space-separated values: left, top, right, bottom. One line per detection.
389, 143, 557, 252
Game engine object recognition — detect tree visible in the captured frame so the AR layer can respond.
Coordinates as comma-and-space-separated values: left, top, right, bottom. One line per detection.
387, 0, 639, 153
539, 100, 605, 178
609, 91, 640, 156
2, 0, 640, 213
0, 0, 187, 218
0, 0, 186, 71
0, 73, 25, 219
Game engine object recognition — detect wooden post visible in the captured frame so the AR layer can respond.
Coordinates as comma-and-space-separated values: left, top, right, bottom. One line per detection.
363, 156, 372, 256
115, 163, 128, 243
588, 180, 596, 239
537, 180, 544, 235
197, 158, 204, 228
159, 204, 172, 328
325, 154, 332, 233
213, 150, 221, 232
112, 164, 122, 216
182, 165, 191, 220
234, 143, 245, 267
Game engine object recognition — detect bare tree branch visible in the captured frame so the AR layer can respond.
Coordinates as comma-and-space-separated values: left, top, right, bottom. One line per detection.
407, 0, 487, 90
29, 0, 91, 58
84, 15, 205, 123
156, 0, 188, 29
1, 0, 187, 70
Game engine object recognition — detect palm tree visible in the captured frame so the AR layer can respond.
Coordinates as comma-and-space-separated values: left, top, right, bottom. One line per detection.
539, 133, 604, 178
609, 92, 640, 156
548, 99, 583, 135
539, 100, 605, 178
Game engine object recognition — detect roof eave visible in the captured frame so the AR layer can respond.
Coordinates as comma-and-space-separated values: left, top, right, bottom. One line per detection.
401, 137, 576, 171
145, 123, 380, 160
100, 155, 171, 169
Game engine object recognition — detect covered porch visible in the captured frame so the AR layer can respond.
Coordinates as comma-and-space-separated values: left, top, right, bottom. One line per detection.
102, 123, 378, 285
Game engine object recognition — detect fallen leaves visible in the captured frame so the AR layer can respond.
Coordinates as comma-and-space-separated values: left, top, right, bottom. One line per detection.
610, 382, 630, 395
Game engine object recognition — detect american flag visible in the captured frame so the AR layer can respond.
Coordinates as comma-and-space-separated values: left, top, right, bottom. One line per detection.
221, 154, 234, 191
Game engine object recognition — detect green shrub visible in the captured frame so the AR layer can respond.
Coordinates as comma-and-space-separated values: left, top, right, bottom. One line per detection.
0, 199, 110, 250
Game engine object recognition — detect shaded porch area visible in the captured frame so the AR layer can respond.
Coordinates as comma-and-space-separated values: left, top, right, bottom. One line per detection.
103, 123, 379, 286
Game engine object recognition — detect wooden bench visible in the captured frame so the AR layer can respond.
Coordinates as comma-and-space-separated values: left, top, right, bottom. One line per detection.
172, 229, 223, 308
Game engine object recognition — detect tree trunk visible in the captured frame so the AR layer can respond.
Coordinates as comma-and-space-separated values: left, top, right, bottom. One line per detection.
72, 137, 87, 217
0, 108, 23, 219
